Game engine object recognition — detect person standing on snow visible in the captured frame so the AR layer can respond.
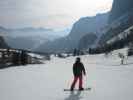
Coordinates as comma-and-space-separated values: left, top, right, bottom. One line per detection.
118, 53, 125, 65
70, 57, 86, 91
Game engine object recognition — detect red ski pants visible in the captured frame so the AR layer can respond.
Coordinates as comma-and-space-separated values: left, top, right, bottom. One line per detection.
71, 75, 83, 89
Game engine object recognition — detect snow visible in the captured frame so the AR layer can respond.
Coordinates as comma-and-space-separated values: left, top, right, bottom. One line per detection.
107, 25, 133, 45
28, 53, 44, 59
0, 50, 133, 100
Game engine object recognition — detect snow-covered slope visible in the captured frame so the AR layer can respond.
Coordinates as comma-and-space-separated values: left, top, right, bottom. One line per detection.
0, 51, 133, 100
107, 25, 133, 44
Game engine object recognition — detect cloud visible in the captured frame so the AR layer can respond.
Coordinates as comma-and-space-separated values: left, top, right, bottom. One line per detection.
29, 14, 75, 29
0, 0, 113, 29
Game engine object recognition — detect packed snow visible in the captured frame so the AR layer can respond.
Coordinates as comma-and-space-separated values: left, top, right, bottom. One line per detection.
0, 49, 133, 100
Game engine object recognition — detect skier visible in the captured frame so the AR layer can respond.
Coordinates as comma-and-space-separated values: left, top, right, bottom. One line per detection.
118, 53, 125, 65
70, 57, 86, 91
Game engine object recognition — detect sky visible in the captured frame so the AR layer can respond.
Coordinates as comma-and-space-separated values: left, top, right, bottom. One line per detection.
0, 0, 113, 30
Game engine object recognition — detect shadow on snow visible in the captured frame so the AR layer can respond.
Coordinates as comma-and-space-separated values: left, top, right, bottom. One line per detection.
64, 91, 82, 100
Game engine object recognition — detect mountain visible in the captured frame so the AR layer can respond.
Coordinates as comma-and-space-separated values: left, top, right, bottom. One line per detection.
0, 26, 9, 36
4, 36, 48, 50
0, 36, 9, 48
0, 26, 6, 32
0, 27, 9, 48
98, 0, 133, 46
7, 27, 60, 40
15, 27, 53, 32
68, 13, 108, 40
36, 13, 109, 53
78, 33, 98, 49
0, 26, 69, 51
109, 0, 133, 23
106, 25, 133, 46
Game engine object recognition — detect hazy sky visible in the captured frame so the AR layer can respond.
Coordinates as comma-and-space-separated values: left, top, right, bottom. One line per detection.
0, 0, 113, 29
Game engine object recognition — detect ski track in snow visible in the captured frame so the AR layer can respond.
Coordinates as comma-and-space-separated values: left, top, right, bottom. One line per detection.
0, 53, 133, 100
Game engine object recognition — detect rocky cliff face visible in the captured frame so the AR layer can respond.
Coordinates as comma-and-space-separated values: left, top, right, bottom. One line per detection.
98, 0, 133, 46
78, 33, 97, 49
68, 13, 108, 42
109, 0, 133, 23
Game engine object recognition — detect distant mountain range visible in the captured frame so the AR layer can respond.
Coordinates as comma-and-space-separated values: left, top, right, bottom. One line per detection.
15, 27, 53, 32
37, 0, 133, 53
1, 0, 133, 53
0, 26, 70, 50
36, 13, 109, 53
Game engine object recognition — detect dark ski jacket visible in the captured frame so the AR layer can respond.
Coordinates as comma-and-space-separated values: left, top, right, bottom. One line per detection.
73, 61, 86, 76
